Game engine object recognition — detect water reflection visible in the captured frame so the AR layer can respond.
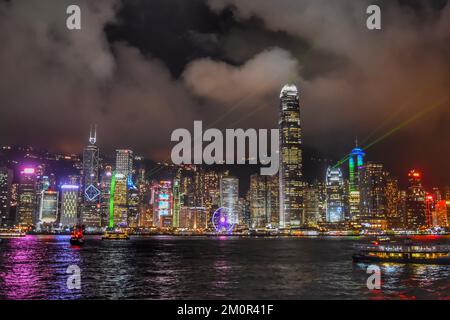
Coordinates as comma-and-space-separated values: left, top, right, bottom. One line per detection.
0, 236, 448, 299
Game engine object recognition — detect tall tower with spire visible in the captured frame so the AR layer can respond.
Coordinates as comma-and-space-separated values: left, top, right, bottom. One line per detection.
81, 124, 101, 228
279, 84, 304, 229
348, 137, 365, 228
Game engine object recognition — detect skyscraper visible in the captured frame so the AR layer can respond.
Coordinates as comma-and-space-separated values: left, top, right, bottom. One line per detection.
115, 149, 133, 177
152, 180, 173, 228
100, 167, 113, 227
109, 149, 135, 228
361, 162, 387, 230
279, 84, 303, 229
111, 173, 128, 227
81, 125, 101, 229
304, 183, 321, 227
16, 167, 37, 227
249, 174, 279, 229
0, 167, 12, 226
406, 170, 426, 229
37, 190, 59, 228
348, 140, 365, 228
172, 173, 181, 228
249, 174, 267, 228
83, 125, 100, 195
385, 176, 402, 229
60, 184, 79, 228
220, 176, 239, 225
326, 167, 345, 223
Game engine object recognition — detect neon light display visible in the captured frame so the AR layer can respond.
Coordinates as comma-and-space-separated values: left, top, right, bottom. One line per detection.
348, 146, 365, 192
21, 168, 35, 174
109, 172, 116, 228
85, 184, 101, 201
61, 185, 79, 190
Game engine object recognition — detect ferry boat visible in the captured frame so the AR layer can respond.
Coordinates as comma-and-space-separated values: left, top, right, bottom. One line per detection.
69, 225, 85, 246
353, 240, 450, 264
102, 230, 130, 240
0, 227, 26, 238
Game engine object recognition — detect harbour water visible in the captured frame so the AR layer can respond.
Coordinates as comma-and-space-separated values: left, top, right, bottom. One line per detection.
0, 235, 448, 299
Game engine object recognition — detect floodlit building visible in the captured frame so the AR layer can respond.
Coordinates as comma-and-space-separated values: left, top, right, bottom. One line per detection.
279, 84, 303, 229
220, 176, 239, 225
326, 167, 345, 223
16, 167, 37, 227
60, 185, 79, 228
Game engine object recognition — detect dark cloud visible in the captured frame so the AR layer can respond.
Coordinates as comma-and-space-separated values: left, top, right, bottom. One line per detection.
0, 0, 449, 187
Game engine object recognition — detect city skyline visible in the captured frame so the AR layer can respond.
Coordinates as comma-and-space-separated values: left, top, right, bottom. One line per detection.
0, 1, 449, 303
0, 0, 449, 188
1, 82, 449, 234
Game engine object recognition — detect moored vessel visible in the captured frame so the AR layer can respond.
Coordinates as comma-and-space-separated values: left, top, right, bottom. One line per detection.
353, 240, 450, 264
102, 230, 130, 240
0, 227, 26, 238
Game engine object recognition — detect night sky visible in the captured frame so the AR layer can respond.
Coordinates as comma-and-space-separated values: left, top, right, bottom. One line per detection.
0, 0, 449, 187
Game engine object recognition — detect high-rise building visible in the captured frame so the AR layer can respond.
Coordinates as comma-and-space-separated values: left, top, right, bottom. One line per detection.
82, 125, 100, 195
360, 162, 387, 230
435, 200, 449, 227
348, 141, 365, 228
136, 168, 152, 228
111, 173, 128, 227
172, 172, 181, 228
16, 167, 37, 227
385, 176, 402, 229
37, 190, 59, 227
127, 183, 140, 228
425, 194, 435, 228
60, 184, 79, 228
249, 174, 267, 229
220, 176, 239, 225
304, 183, 321, 227
0, 167, 13, 226
398, 190, 408, 227
115, 149, 133, 177
406, 170, 426, 229
326, 167, 345, 223
266, 175, 279, 228
279, 84, 303, 229
100, 167, 113, 227
152, 180, 173, 228
81, 125, 101, 229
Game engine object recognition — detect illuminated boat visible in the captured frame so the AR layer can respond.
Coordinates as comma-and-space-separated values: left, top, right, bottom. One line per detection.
0, 227, 26, 238
102, 230, 130, 240
70, 226, 85, 246
353, 241, 450, 264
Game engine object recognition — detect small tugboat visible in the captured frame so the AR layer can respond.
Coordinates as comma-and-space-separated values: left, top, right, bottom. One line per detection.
102, 229, 130, 240
353, 239, 450, 265
70, 225, 85, 246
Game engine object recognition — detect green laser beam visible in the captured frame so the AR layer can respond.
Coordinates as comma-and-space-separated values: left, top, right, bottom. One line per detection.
333, 96, 449, 169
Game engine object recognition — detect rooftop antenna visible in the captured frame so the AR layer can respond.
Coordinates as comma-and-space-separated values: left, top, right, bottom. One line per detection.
89, 124, 97, 145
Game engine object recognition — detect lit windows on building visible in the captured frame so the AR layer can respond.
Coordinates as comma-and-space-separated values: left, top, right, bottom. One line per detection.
326, 167, 345, 223
279, 84, 303, 229
115, 149, 134, 177
60, 185, 79, 228
37, 190, 59, 227
17, 167, 37, 227
220, 176, 239, 225
152, 180, 173, 228
406, 170, 426, 229
0, 167, 13, 226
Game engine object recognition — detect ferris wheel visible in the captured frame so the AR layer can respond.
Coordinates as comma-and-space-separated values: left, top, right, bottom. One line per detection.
212, 207, 235, 233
